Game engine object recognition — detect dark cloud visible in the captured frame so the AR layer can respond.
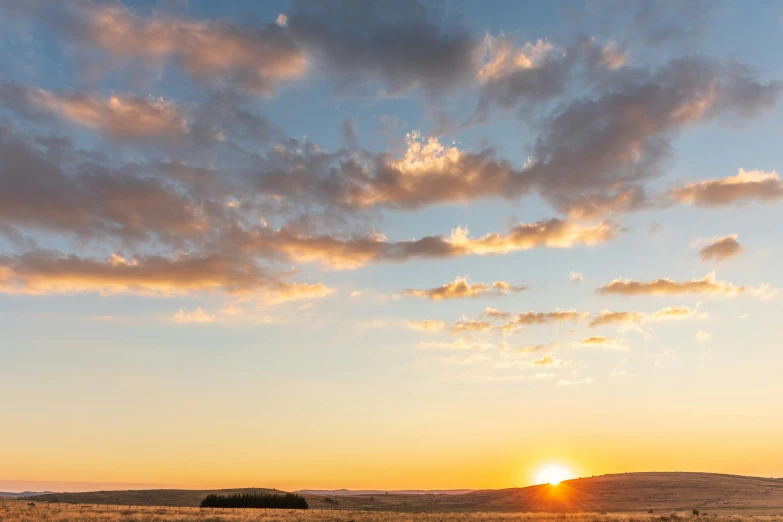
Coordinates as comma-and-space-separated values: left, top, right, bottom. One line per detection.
287, 0, 483, 95
0, 125, 206, 244
523, 58, 781, 217
3, 0, 483, 97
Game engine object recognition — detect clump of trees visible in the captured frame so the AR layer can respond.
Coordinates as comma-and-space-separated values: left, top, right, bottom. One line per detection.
200, 493, 308, 510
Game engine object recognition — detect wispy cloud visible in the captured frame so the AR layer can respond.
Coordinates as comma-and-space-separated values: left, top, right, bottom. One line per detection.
596, 272, 776, 298
407, 320, 446, 332
403, 276, 525, 300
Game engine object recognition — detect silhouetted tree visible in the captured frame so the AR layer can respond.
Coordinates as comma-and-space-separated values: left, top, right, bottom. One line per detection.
200, 493, 308, 509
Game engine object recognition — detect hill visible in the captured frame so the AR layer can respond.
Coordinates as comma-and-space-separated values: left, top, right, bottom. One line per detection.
26, 472, 783, 514
297, 489, 474, 496
0, 491, 52, 498
27, 488, 281, 508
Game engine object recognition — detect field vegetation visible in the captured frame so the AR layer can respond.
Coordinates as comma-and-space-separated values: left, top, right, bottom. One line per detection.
3, 501, 783, 522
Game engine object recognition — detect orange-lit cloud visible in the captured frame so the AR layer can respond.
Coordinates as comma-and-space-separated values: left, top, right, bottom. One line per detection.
172, 307, 216, 323
482, 307, 512, 320
77, 3, 307, 95
596, 272, 775, 298
651, 305, 702, 320
237, 219, 616, 272
570, 336, 629, 350
450, 319, 493, 334
0, 251, 331, 302
517, 343, 557, 353
589, 305, 704, 327
589, 311, 642, 328
407, 320, 446, 332
24, 89, 188, 141
532, 354, 569, 367
403, 276, 525, 301
671, 169, 783, 206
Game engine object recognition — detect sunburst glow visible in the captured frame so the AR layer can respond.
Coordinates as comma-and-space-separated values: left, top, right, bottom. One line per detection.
535, 465, 573, 486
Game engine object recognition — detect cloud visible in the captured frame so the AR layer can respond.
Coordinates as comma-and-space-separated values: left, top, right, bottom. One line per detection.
450, 319, 493, 334
235, 219, 616, 272
532, 354, 569, 367
589, 311, 642, 328
286, 0, 484, 95
517, 343, 557, 353
596, 272, 775, 298
407, 320, 446, 332
0, 126, 208, 243
403, 277, 487, 300
19, 2, 307, 96
172, 307, 215, 323
670, 169, 783, 206
521, 58, 781, 218
696, 330, 712, 342
7, 0, 485, 97
0, 84, 188, 141
693, 235, 744, 262
569, 336, 629, 350
570, 271, 584, 283
498, 310, 586, 334
477, 36, 626, 115
0, 250, 331, 302
650, 305, 704, 321
403, 276, 525, 300
482, 307, 512, 320
589, 305, 704, 327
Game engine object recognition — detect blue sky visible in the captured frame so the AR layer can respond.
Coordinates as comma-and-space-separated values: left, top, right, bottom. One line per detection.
1, 0, 783, 492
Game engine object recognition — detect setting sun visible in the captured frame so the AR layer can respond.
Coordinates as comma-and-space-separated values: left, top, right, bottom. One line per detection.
535, 465, 574, 486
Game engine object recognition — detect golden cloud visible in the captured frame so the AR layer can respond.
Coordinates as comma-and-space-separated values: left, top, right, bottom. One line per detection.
0, 251, 331, 302
671, 169, 783, 206
407, 320, 446, 332
569, 336, 629, 350
403, 276, 525, 301
596, 272, 775, 298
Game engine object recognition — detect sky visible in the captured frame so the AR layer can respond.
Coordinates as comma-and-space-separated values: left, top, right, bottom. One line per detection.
1, 0, 783, 493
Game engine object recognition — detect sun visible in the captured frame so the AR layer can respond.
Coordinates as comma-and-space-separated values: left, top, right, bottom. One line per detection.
535, 465, 573, 486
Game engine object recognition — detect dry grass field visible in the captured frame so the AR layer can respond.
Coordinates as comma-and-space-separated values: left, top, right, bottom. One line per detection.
2, 501, 783, 522
22, 474, 783, 515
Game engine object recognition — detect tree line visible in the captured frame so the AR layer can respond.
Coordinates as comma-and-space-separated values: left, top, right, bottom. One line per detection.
200, 493, 308, 509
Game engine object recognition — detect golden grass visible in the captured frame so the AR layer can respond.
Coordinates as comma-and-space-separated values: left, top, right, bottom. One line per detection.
1, 500, 781, 522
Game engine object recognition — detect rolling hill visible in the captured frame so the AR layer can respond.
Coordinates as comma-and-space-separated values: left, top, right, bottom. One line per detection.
26, 472, 783, 514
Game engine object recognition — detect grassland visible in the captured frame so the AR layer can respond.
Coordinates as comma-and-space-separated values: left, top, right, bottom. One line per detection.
24, 473, 783, 515
3, 501, 783, 522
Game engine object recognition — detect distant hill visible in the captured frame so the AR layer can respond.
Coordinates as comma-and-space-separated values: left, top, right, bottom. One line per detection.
0, 491, 53, 498
297, 489, 474, 496
26, 488, 281, 507
25, 473, 783, 514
